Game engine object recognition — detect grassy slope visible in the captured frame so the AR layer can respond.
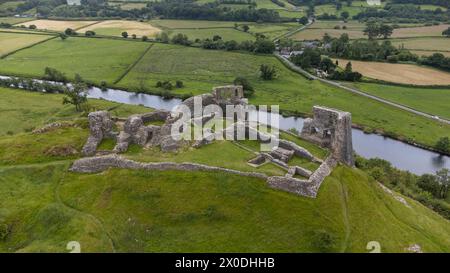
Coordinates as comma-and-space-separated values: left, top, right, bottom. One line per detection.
0, 32, 53, 56
1, 162, 449, 252
118, 43, 450, 147
0, 88, 448, 253
0, 37, 150, 83
0, 87, 152, 136
351, 82, 450, 120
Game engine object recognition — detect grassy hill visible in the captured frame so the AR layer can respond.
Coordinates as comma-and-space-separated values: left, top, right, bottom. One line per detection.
0, 87, 449, 253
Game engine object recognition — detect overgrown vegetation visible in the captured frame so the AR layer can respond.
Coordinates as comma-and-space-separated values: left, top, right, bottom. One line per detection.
356, 156, 450, 220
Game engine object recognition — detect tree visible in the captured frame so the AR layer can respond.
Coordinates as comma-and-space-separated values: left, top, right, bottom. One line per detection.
254, 39, 275, 53
259, 64, 276, 80
379, 24, 394, 39
443, 27, 450, 37
157, 32, 170, 43
341, 11, 349, 20
345, 62, 352, 72
242, 25, 249, 32
121, 31, 128, 38
28, 24, 37, 30
142, 35, 148, 41
62, 75, 88, 112
319, 57, 336, 73
131, 34, 137, 39
44, 67, 67, 83
435, 137, 450, 153
435, 169, 449, 199
59, 33, 68, 41
363, 22, 379, 40
65, 28, 76, 36
299, 16, 308, 25
85, 30, 95, 37
233, 76, 254, 96
171, 33, 191, 45
336, 1, 342, 10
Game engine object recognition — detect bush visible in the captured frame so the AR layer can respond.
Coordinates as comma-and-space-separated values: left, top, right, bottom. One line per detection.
233, 77, 254, 97
85, 30, 96, 37
311, 230, 336, 252
387, 55, 399, 63
259, 64, 277, 80
0, 222, 9, 241
175, 80, 184, 88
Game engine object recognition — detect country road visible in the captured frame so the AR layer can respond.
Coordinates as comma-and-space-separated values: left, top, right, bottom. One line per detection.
275, 53, 450, 125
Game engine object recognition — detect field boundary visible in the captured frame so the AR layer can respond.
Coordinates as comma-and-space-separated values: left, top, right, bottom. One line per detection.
0, 35, 57, 59
113, 43, 154, 84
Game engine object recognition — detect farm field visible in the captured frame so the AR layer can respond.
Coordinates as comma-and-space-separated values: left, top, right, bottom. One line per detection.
391, 24, 450, 38
152, 19, 299, 40
117, 43, 450, 148
291, 27, 365, 40
0, 16, 34, 24
391, 37, 450, 52
0, 87, 151, 136
349, 82, 450, 120
18, 19, 98, 31
0, 34, 449, 148
0, 1, 24, 12
0, 87, 449, 252
0, 32, 53, 57
168, 28, 255, 42
0, 37, 150, 83
78, 20, 161, 37
149, 19, 241, 29
334, 58, 450, 86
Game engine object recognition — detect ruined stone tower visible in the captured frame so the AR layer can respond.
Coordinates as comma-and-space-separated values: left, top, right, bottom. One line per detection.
300, 106, 354, 166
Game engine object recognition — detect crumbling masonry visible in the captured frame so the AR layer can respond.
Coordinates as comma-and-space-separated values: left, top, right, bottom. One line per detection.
77, 87, 354, 198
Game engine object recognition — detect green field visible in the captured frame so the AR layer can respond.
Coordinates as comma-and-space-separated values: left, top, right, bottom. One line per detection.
0, 37, 150, 83
0, 87, 449, 252
0, 36, 449, 149
150, 19, 241, 29
0, 17, 32, 25
168, 28, 255, 42
1, 149, 449, 252
117, 43, 450, 147
391, 37, 450, 52
350, 83, 450, 120
0, 87, 152, 137
0, 32, 53, 57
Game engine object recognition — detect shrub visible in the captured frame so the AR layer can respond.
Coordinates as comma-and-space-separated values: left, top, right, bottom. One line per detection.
175, 80, 184, 88
233, 77, 254, 97
85, 30, 96, 37
0, 222, 9, 241
259, 64, 277, 80
311, 230, 336, 252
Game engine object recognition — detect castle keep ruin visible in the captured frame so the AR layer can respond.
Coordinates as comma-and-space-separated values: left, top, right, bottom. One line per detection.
77, 88, 354, 198
301, 106, 354, 166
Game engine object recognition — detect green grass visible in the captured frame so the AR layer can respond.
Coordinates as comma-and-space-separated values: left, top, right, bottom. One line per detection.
150, 19, 241, 29
118, 43, 450, 148
126, 140, 286, 177
351, 82, 450, 120
0, 32, 53, 57
391, 37, 450, 52
0, 37, 150, 84
168, 28, 255, 42
1, 162, 449, 252
0, 17, 33, 25
0, 87, 152, 136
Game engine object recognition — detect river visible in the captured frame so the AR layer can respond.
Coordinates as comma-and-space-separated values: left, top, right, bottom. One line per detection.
87, 87, 450, 175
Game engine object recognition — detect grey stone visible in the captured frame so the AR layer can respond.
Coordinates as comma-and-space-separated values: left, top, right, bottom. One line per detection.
301, 106, 354, 166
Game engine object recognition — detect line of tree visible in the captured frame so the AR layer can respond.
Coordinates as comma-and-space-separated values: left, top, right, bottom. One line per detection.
356, 156, 450, 220
391, 0, 449, 8
323, 32, 418, 63
155, 32, 276, 54
353, 4, 450, 22
363, 21, 394, 39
